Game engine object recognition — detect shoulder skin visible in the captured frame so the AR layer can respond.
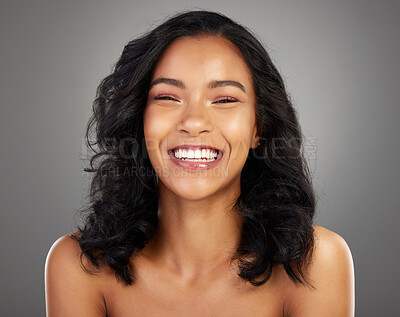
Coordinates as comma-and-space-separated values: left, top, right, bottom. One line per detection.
286, 225, 355, 317
45, 232, 107, 317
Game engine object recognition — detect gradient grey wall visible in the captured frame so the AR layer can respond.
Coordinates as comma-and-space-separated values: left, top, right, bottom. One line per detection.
1, 0, 399, 316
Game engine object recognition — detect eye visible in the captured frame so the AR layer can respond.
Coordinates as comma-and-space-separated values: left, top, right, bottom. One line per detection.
153, 95, 179, 102
214, 97, 239, 104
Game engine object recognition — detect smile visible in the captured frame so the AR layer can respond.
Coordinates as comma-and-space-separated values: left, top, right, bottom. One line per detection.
173, 148, 218, 161
168, 145, 223, 170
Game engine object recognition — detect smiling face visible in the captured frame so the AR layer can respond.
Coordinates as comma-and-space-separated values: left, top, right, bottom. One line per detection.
143, 35, 259, 201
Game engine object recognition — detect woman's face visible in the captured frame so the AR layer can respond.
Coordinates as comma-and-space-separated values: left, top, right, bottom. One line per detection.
143, 35, 259, 201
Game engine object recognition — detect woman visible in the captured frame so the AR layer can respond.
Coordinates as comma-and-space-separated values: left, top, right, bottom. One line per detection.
45, 10, 354, 316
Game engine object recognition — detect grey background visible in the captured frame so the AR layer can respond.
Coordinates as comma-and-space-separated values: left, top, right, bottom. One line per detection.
1, 0, 399, 316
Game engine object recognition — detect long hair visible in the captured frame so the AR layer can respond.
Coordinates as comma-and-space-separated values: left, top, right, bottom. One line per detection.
72, 10, 316, 287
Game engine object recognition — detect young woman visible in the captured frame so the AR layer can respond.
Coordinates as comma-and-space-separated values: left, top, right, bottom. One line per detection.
45, 10, 355, 316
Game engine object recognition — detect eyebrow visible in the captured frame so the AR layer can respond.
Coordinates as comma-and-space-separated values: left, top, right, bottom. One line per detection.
148, 77, 247, 93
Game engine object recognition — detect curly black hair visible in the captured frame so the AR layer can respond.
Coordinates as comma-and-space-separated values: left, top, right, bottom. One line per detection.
72, 9, 316, 288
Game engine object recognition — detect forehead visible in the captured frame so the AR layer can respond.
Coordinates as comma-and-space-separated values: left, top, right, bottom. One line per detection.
151, 35, 253, 85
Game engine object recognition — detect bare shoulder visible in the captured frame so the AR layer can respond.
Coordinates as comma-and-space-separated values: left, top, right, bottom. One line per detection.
286, 225, 355, 317
45, 232, 107, 317
312, 225, 354, 262
46, 232, 83, 266
310, 225, 355, 291
45, 231, 97, 278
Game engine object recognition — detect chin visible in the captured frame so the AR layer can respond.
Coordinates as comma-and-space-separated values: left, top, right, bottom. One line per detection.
164, 179, 222, 201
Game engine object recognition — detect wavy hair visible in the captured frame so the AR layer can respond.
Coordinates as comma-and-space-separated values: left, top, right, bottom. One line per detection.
72, 10, 316, 287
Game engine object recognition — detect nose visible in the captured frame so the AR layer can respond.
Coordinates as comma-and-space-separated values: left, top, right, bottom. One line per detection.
176, 99, 213, 136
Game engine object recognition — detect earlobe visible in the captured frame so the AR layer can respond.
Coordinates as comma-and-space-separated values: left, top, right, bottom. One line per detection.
251, 126, 261, 149
251, 137, 260, 149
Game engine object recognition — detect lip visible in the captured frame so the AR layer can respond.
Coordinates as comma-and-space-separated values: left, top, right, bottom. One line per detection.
168, 144, 223, 170
168, 144, 223, 154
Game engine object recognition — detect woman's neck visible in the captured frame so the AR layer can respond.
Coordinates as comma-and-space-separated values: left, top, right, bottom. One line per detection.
140, 179, 244, 282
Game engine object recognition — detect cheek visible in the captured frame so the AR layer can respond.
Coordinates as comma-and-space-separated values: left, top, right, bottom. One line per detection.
143, 108, 161, 155
143, 107, 171, 150
221, 111, 255, 159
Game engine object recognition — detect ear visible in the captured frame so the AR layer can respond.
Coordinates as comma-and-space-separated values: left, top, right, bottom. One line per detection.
250, 124, 260, 149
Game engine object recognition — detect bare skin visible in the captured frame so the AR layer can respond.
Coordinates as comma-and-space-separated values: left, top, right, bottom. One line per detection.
45, 226, 354, 316
45, 36, 355, 316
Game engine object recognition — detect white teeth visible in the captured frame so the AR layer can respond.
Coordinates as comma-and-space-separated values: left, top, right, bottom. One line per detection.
173, 148, 219, 161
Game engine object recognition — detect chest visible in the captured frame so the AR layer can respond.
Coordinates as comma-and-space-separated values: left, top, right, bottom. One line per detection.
103, 279, 285, 317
